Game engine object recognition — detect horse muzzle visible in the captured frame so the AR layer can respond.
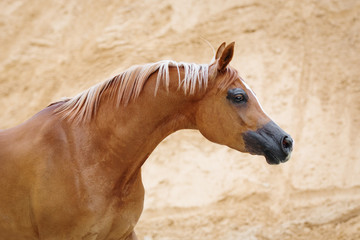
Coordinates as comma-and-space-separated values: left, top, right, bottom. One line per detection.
242, 121, 293, 165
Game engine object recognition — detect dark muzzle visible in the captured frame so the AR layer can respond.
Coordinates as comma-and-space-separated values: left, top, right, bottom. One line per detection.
242, 121, 293, 165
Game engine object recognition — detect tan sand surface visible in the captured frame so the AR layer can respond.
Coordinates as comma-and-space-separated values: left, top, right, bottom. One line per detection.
0, 0, 359, 239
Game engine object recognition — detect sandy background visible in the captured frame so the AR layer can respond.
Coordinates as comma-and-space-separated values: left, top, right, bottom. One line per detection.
1, 0, 360, 239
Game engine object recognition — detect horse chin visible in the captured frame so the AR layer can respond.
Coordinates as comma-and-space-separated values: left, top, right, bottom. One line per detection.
264, 151, 291, 165
264, 154, 281, 165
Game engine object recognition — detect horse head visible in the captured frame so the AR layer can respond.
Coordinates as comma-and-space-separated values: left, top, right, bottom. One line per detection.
195, 42, 293, 164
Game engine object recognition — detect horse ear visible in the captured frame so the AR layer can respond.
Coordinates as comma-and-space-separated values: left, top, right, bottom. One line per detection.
215, 42, 226, 60
217, 42, 235, 71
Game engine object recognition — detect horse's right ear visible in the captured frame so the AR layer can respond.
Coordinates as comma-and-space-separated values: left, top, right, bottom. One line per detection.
217, 42, 235, 72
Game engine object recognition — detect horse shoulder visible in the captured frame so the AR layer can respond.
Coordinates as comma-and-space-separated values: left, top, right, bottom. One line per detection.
0, 106, 70, 239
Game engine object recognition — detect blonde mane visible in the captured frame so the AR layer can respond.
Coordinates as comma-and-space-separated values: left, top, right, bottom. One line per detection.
54, 60, 211, 123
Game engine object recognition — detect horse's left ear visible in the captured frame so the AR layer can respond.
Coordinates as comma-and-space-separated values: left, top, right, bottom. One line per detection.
215, 42, 226, 60
217, 42, 235, 71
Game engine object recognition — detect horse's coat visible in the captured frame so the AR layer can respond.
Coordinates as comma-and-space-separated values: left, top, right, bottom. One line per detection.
0, 42, 293, 239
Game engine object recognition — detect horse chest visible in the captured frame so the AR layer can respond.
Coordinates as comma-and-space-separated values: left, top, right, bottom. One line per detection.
32, 170, 145, 240
81, 207, 139, 240
77, 180, 145, 240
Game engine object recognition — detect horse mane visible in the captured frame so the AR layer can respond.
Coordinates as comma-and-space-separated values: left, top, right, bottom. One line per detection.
54, 60, 216, 123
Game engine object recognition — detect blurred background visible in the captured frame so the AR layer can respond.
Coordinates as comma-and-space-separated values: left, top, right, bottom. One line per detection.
0, 0, 359, 239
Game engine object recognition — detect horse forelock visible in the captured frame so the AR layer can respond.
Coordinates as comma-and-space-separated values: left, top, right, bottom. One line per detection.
217, 66, 240, 91
53, 60, 210, 123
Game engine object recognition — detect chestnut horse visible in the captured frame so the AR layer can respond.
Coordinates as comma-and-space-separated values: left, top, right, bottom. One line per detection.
0, 42, 293, 239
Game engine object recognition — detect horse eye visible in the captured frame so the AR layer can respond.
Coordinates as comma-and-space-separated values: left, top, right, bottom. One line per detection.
234, 94, 245, 102
227, 88, 248, 104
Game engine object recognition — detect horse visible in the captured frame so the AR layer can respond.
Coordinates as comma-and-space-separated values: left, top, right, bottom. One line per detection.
0, 42, 293, 239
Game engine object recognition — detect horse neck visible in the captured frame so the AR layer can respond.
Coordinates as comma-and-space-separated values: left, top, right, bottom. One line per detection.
80, 67, 204, 185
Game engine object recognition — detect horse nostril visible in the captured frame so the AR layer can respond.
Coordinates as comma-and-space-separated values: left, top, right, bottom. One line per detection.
281, 135, 293, 154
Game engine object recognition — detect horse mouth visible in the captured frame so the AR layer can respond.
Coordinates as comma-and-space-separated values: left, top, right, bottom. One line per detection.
242, 121, 293, 165
264, 150, 291, 165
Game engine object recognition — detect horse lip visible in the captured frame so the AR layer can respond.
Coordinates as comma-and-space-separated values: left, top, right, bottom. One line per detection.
264, 149, 291, 165
264, 150, 280, 165
265, 156, 280, 165
282, 152, 291, 163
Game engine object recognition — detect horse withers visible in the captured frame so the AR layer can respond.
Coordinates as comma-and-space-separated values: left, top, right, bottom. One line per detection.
0, 42, 293, 239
